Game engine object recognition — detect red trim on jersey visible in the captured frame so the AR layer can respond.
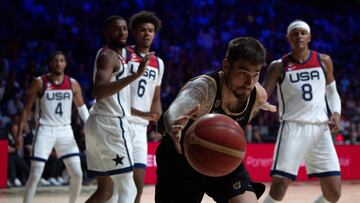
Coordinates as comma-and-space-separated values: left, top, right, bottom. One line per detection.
125, 46, 159, 69
41, 74, 72, 90
282, 50, 321, 72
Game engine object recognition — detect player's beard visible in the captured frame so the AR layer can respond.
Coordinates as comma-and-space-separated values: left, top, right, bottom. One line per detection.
233, 90, 249, 102
51, 67, 64, 76
224, 74, 249, 102
111, 38, 126, 49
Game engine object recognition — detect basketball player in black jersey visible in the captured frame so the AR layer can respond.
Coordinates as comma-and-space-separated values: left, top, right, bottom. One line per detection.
155, 37, 276, 203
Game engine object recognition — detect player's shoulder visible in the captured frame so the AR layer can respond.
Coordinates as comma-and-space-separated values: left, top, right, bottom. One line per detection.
183, 74, 216, 89
269, 58, 282, 68
29, 76, 44, 91
69, 76, 79, 84
318, 52, 332, 63
98, 47, 117, 59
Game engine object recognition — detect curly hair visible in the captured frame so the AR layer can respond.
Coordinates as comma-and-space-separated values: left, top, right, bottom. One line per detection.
129, 11, 162, 33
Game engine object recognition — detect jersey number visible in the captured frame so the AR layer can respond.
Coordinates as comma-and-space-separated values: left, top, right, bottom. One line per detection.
55, 103, 63, 116
301, 84, 313, 101
137, 79, 147, 97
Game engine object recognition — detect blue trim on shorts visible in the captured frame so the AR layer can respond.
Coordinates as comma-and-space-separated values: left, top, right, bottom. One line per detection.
31, 125, 40, 158
134, 163, 147, 169
30, 156, 48, 162
119, 117, 133, 166
59, 153, 80, 160
270, 170, 297, 181
308, 171, 341, 178
87, 166, 133, 176
273, 121, 285, 172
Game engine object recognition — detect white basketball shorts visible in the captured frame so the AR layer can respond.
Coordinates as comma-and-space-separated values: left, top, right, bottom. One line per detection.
270, 121, 340, 180
128, 121, 148, 169
31, 125, 79, 162
85, 114, 134, 176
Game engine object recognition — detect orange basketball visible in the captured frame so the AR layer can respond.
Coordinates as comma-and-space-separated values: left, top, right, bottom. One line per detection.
184, 113, 246, 177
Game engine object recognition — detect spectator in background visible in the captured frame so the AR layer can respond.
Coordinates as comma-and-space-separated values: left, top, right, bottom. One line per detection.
7, 114, 29, 187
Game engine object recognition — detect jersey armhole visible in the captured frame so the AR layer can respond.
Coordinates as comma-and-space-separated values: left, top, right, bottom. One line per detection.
278, 59, 286, 85
69, 77, 75, 94
38, 76, 45, 98
317, 52, 326, 75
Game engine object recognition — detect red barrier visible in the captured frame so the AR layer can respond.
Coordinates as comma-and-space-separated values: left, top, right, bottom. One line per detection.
145, 142, 158, 184
0, 140, 8, 188
145, 143, 360, 184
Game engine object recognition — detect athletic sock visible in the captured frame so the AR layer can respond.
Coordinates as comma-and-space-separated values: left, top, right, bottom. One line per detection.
263, 195, 281, 203
313, 195, 331, 203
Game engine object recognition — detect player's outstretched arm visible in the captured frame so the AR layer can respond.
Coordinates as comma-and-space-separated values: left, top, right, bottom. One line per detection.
92, 50, 152, 100
71, 78, 89, 122
16, 78, 42, 148
164, 77, 215, 153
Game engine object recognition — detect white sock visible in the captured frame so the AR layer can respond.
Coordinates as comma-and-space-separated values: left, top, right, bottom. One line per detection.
111, 172, 136, 203
313, 195, 331, 203
263, 195, 281, 203
23, 161, 45, 203
64, 157, 83, 203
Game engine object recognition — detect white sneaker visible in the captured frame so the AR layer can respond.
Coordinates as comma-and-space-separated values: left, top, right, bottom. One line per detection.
39, 178, 51, 186
7, 180, 13, 188
14, 178, 22, 187
56, 177, 66, 185
48, 177, 61, 186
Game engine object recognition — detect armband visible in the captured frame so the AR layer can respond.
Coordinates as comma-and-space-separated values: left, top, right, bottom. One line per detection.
78, 104, 89, 122
325, 81, 341, 115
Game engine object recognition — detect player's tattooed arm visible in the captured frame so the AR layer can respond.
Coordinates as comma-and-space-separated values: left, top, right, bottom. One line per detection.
163, 76, 214, 153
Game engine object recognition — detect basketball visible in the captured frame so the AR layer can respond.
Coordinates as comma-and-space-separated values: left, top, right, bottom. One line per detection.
184, 113, 246, 177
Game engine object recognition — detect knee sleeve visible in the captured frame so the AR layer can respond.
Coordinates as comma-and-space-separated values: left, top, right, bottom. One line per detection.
64, 156, 83, 181
64, 157, 83, 203
23, 161, 46, 203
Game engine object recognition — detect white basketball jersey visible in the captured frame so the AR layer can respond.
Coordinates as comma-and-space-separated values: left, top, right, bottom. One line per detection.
277, 51, 328, 123
35, 74, 73, 126
90, 48, 131, 117
125, 46, 164, 123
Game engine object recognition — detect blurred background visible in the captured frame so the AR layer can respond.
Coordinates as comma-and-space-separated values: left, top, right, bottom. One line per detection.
0, 0, 359, 188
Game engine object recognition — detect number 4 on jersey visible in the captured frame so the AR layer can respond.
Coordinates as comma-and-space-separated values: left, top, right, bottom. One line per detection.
55, 103, 63, 116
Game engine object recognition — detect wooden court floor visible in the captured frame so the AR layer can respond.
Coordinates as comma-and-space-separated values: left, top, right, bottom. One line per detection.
1, 180, 359, 203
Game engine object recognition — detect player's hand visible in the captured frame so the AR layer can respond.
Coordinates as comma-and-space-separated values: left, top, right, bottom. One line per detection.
170, 104, 200, 154
143, 112, 160, 121
15, 134, 24, 149
260, 102, 277, 112
136, 52, 154, 77
329, 112, 341, 133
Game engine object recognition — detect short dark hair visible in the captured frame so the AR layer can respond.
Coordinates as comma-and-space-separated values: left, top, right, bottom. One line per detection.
48, 50, 66, 62
129, 11, 162, 33
225, 37, 266, 66
102, 15, 125, 32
